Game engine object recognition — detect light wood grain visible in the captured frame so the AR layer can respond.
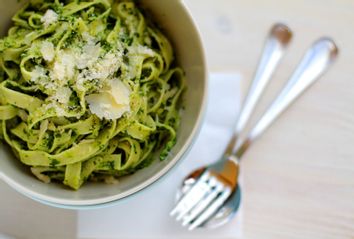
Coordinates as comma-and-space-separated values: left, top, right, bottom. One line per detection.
184, 0, 354, 238
0, 1, 353, 238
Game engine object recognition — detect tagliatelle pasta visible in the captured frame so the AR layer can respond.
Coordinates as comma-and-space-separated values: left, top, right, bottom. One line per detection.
0, 0, 185, 190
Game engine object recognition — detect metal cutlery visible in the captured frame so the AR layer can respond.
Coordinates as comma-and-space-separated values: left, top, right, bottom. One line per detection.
170, 29, 338, 230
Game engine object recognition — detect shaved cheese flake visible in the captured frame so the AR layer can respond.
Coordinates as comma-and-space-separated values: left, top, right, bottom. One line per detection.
86, 79, 131, 120
109, 78, 130, 105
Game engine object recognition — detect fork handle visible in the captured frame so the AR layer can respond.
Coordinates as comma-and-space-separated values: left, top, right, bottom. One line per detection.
234, 37, 338, 158
234, 24, 292, 135
224, 24, 292, 155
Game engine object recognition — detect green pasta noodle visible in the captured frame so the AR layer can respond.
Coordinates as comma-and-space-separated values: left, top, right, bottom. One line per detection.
0, 0, 185, 190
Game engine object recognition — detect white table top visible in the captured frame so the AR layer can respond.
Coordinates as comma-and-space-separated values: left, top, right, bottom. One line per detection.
1, 1, 354, 238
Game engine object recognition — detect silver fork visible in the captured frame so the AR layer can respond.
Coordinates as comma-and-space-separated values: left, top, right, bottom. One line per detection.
170, 35, 338, 230
170, 23, 292, 228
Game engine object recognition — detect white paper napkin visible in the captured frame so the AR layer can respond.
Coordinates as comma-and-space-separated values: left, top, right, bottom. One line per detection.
78, 72, 242, 239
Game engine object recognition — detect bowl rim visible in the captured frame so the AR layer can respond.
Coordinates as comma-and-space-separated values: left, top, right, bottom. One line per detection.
0, 0, 209, 206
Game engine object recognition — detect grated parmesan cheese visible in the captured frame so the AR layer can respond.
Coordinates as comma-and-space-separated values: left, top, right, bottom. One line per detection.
51, 87, 72, 105
31, 66, 47, 83
40, 41, 55, 62
45, 102, 65, 116
51, 50, 76, 85
34, 31, 127, 116
76, 41, 101, 69
41, 10, 58, 28
76, 50, 122, 91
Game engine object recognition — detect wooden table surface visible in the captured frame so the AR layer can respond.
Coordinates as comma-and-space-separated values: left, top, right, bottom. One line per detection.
0, 1, 354, 238
183, 0, 354, 238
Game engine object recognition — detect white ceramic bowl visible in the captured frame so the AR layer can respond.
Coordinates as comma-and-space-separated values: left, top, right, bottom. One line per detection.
0, 0, 207, 207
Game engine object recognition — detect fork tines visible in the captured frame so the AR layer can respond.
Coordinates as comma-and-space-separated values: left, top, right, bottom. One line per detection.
170, 171, 233, 230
